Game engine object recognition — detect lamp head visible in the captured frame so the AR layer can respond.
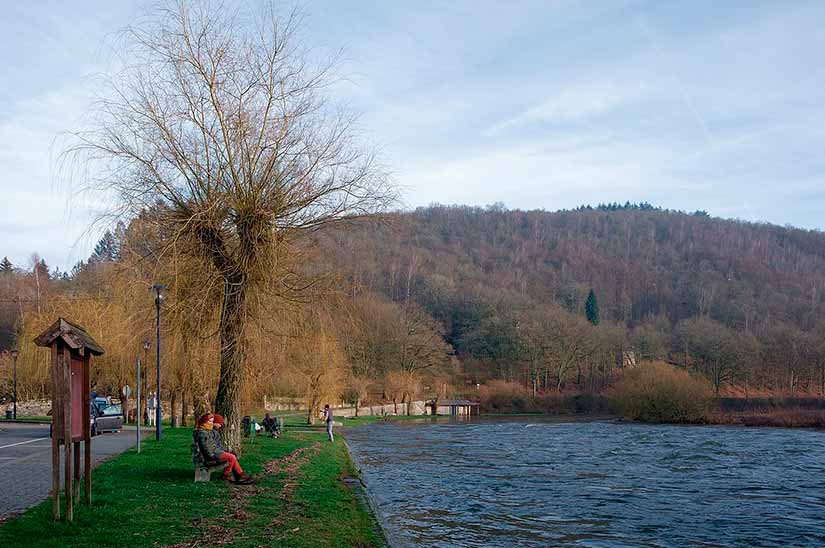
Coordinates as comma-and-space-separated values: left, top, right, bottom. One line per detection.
10, 348, 17, 359
152, 283, 168, 305
142, 340, 151, 351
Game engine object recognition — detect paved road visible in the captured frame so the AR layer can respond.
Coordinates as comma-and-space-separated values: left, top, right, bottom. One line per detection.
0, 423, 148, 519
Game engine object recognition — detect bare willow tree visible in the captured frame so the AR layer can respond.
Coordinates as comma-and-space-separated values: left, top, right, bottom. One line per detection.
67, 1, 394, 444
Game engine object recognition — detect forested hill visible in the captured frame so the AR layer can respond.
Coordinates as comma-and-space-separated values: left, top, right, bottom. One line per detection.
4, 203, 824, 402
324, 204, 825, 394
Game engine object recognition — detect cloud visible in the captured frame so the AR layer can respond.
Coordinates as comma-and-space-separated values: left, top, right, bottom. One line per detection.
2, 0, 825, 274
485, 80, 652, 137
0, 85, 101, 269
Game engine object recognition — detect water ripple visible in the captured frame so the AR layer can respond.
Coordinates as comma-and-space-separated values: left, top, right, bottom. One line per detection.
346, 418, 825, 548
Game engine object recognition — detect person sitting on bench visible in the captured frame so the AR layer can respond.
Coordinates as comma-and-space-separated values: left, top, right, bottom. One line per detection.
194, 413, 254, 485
261, 413, 280, 438
212, 414, 236, 454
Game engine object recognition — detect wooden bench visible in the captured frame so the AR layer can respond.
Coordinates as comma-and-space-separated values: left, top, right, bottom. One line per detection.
191, 442, 225, 482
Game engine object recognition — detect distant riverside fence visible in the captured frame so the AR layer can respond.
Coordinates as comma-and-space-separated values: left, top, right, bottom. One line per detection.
262, 396, 427, 417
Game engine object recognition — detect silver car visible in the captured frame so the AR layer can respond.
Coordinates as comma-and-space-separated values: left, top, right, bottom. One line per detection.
92, 400, 123, 435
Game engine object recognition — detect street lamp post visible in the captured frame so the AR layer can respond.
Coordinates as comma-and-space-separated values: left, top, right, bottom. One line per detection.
152, 284, 167, 441
135, 354, 141, 453
11, 348, 18, 420
141, 340, 150, 426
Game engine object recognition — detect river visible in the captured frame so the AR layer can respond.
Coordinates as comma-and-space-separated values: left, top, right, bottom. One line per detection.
344, 418, 825, 548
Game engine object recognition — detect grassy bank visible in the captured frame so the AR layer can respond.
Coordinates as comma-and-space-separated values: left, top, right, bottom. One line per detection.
0, 427, 385, 548
708, 398, 825, 428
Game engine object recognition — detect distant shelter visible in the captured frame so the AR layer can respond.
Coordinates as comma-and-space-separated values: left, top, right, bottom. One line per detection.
427, 399, 480, 416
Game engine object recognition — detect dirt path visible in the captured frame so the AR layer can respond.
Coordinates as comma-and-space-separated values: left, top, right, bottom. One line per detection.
165, 441, 322, 548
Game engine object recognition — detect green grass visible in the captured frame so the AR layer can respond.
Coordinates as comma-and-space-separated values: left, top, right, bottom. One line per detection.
280, 440, 383, 548
0, 427, 385, 548
0, 416, 51, 423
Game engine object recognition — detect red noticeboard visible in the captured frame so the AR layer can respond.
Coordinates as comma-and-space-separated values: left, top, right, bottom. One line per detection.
71, 358, 84, 442
34, 317, 105, 522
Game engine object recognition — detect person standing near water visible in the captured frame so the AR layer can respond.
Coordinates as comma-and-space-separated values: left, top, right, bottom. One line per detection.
148, 392, 157, 426
323, 404, 334, 442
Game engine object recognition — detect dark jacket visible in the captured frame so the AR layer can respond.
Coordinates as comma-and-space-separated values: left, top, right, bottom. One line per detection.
194, 428, 221, 461
262, 416, 278, 433
211, 429, 231, 454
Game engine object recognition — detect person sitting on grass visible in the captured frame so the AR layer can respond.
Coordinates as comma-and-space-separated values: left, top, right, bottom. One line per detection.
194, 413, 254, 485
261, 413, 280, 438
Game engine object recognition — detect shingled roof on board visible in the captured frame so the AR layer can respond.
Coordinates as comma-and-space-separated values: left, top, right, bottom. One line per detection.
34, 317, 105, 356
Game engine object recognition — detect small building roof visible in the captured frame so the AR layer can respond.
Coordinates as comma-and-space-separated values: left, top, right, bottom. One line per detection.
34, 317, 105, 356
429, 399, 480, 406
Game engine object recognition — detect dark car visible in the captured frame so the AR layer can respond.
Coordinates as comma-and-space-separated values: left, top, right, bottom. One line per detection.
92, 400, 123, 435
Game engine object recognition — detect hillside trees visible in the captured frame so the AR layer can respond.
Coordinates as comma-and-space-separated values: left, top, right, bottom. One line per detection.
321, 204, 825, 395
338, 293, 451, 406
66, 1, 394, 444
675, 317, 760, 396
630, 323, 668, 362
8, 201, 825, 409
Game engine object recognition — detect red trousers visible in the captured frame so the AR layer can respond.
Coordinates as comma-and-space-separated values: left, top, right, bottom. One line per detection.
218, 452, 243, 478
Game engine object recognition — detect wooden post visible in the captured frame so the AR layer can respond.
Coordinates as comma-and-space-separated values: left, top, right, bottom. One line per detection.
83, 354, 91, 504
51, 344, 61, 521
73, 441, 81, 504
63, 345, 73, 523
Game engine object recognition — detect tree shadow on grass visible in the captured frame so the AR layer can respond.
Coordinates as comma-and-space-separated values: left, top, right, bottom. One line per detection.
142, 466, 198, 482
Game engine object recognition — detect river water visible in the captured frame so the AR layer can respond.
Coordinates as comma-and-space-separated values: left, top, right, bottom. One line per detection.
345, 418, 825, 548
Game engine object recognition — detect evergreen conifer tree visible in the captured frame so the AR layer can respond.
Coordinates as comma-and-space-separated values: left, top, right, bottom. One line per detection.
585, 289, 600, 326
90, 230, 119, 263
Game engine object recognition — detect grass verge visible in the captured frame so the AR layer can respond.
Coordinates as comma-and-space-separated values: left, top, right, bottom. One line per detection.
0, 416, 51, 423
0, 427, 385, 548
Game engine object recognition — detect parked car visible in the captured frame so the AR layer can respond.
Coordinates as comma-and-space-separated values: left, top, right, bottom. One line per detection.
92, 399, 123, 435
49, 397, 124, 437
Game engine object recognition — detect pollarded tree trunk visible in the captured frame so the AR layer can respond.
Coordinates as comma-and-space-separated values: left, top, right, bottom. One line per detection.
181, 390, 188, 427
214, 280, 246, 449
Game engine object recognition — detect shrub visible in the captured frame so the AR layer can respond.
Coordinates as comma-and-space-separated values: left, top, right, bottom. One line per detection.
610, 362, 712, 423
478, 381, 613, 415
479, 380, 532, 413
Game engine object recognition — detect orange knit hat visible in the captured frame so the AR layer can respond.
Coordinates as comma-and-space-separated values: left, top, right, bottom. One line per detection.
213, 414, 225, 426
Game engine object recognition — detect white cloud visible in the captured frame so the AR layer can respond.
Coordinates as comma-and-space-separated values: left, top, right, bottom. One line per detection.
0, 85, 102, 270
485, 80, 652, 137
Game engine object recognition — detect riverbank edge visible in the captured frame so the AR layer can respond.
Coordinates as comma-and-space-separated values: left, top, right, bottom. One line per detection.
481, 404, 825, 429
342, 439, 395, 548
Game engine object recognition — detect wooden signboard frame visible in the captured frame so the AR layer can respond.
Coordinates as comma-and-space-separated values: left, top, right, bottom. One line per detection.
35, 318, 104, 522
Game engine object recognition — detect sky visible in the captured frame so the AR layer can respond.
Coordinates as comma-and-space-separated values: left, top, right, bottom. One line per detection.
1, 0, 824, 271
